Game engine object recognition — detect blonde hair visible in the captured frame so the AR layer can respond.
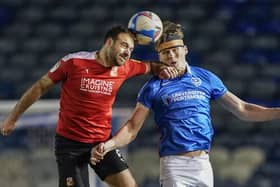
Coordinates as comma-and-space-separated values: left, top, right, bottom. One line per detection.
156, 21, 184, 51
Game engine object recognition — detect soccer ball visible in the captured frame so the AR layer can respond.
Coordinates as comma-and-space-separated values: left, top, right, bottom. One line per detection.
128, 11, 163, 45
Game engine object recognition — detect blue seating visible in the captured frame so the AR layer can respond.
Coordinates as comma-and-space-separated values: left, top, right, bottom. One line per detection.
0, 1, 279, 187
0, 6, 15, 28
238, 49, 267, 64
260, 20, 280, 34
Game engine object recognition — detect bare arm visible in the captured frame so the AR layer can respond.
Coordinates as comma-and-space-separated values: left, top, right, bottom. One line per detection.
218, 91, 280, 122
103, 102, 150, 153
1, 74, 55, 135
90, 103, 150, 165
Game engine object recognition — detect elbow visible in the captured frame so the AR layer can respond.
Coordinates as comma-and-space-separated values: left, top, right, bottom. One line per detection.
233, 102, 250, 121
235, 103, 257, 121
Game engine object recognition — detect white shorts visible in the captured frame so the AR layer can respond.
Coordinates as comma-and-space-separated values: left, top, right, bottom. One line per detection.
160, 154, 213, 187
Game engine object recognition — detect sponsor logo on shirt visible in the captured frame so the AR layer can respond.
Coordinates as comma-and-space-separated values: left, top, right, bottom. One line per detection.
161, 90, 206, 105
80, 77, 114, 95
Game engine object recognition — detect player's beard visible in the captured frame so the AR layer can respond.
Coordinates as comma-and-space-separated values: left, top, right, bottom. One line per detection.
107, 46, 124, 66
104, 47, 117, 66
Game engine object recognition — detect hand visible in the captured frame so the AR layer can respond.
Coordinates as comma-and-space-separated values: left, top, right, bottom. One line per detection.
1, 119, 16, 136
158, 66, 179, 79
90, 143, 105, 165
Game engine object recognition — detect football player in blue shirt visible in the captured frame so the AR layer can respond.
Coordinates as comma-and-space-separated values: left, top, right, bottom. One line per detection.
90, 21, 280, 187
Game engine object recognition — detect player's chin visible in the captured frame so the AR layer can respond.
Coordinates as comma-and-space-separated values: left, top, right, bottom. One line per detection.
117, 58, 127, 66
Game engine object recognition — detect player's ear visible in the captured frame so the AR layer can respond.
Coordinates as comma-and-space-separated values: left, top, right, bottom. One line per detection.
184, 45, 188, 55
105, 37, 114, 47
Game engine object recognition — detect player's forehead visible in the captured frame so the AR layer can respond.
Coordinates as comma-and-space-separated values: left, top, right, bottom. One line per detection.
159, 45, 184, 55
116, 33, 134, 46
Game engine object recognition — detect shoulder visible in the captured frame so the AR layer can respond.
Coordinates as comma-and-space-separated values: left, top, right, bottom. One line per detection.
146, 76, 160, 86
141, 77, 160, 91
191, 66, 220, 79
61, 51, 96, 62
126, 59, 146, 68
138, 77, 160, 99
128, 59, 144, 64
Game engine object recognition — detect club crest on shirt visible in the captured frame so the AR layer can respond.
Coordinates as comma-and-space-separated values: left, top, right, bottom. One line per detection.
191, 77, 202, 87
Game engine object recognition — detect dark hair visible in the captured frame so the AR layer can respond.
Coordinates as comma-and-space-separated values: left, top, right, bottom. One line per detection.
104, 25, 134, 43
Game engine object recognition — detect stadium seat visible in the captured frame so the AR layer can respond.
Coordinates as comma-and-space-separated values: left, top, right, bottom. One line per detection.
55, 37, 84, 52
0, 81, 16, 99
247, 79, 278, 99
127, 148, 160, 185
11, 52, 37, 66
262, 64, 280, 79
0, 150, 30, 187
35, 22, 64, 39
0, 68, 25, 84
267, 50, 280, 64
0, 37, 18, 54
224, 79, 246, 96
3, 22, 32, 39
239, 50, 268, 64
21, 37, 50, 53
250, 35, 278, 50
177, 4, 206, 22
16, 6, 45, 24
226, 64, 256, 80
221, 34, 247, 51
0, 1, 279, 186
80, 6, 108, 22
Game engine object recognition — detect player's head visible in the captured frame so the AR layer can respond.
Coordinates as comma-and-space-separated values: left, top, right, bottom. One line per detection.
156, 21, 188, 72
103, 25, 135, 66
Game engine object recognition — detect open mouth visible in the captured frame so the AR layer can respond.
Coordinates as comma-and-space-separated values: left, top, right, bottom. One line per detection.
119, 55, 127, 62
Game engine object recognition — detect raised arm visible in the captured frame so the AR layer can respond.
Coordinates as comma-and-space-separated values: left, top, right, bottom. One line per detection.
91, 102, 150, 165
1, 74, 55, 135
217, 91, 280, 122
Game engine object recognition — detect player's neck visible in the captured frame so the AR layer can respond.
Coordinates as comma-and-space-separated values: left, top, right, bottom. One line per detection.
96, 50, 111, 67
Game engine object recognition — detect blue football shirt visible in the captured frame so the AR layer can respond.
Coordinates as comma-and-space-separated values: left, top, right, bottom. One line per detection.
137, 66, 228, 157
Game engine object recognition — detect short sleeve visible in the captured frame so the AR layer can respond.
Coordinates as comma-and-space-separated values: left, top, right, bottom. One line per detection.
47, 59, 69, 83
126, 59, 147, 78
209, 72, 228, 99
137, 79, 157, 109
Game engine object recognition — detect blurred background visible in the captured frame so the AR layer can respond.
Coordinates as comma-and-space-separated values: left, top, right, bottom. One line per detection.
0, 0, 279, 186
